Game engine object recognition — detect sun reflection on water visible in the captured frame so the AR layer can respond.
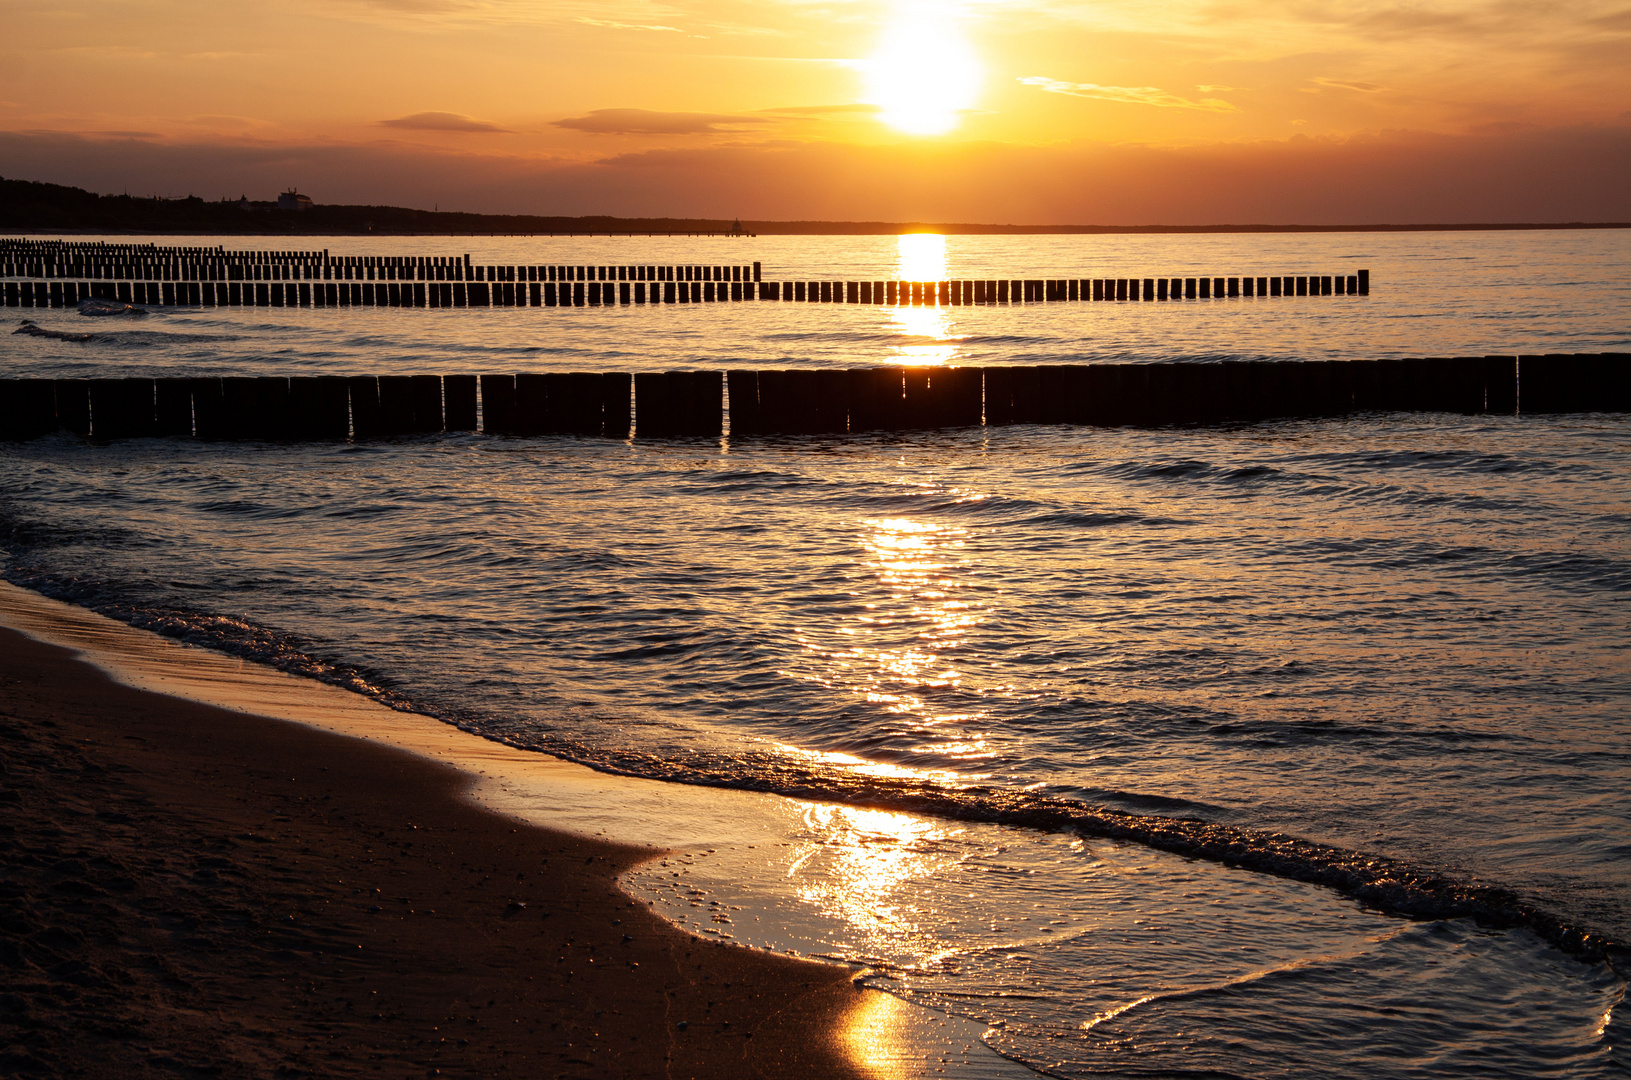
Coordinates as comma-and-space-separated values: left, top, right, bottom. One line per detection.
790, 513, 998, 780
889, 234, 960, 367
789, 803, 963, 955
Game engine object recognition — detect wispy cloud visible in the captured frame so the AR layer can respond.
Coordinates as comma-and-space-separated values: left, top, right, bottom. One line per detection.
554, 108, 768, 135
757, 103, 882, 117
575, 17, 682, 32
1314, 77, 1385, 92
378, 112, 512, 133
1019, 76, 1237, 112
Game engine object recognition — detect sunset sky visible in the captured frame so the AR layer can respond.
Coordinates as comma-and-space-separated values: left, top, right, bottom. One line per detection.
3, 0, 1628, 223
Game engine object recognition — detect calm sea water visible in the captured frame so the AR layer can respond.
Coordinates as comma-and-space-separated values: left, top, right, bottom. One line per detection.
3, 231, 1629, 1077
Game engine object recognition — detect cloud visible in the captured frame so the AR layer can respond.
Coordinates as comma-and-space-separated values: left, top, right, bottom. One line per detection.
1019, 76, 1237, 113
759, 104, 882, 116
553, 109, 768, 135
378, 112, 511, 133
3, 123, 1628, 225
1315, 78, 1385, 92
574, 17, 681, 32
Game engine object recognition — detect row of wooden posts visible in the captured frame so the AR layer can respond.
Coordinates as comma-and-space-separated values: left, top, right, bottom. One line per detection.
1, 239, 761, 286
1, 355, 1622, 442
2, 259, 760, 285
3, 271, 1368, 310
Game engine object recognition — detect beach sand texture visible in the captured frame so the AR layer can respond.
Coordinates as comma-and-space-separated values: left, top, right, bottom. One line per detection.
0, 587, 917, 1079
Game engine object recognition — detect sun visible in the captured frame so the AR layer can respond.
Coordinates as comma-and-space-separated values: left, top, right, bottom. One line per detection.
864, 7, 983, 136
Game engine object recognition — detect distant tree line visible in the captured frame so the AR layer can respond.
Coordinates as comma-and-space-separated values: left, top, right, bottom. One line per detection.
0, 177, 761, 236
3, 175, 1622, 235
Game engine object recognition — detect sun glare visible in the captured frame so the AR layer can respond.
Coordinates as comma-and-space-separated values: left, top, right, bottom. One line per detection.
864, 7, 983, 136
890, 234, 960, 365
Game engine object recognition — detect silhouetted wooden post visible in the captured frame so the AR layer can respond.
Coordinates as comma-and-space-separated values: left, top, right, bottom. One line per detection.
254, 377, 292, 439
409, 375, 443, 432
1587, 352, 1631, 412
53, 380, 90, 436
844, 368, 901, 431
444, 375, 477, 431
514, 374, 549, 435
599, 373, 631, 438
631, 373, 665, 437
154, 378, 193, 437
220, 378, 256, 439
347, 376, 381, 439
181, 379, 220, 440
478, 375, 517, 434
289, 376, 349, 439
375, 376, 415, 436
1036, 365, 1076, 424
0, 380, 58, 440
726, 370, 761, 437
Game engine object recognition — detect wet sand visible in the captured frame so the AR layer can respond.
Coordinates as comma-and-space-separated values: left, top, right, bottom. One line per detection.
0, 624, 875, 1079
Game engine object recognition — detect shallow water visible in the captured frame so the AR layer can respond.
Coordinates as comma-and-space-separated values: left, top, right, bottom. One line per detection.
3, 230, 1629, 1076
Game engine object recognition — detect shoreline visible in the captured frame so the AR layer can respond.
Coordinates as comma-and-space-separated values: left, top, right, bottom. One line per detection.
0, 583, 946, 1079
8, 223, 1631, 238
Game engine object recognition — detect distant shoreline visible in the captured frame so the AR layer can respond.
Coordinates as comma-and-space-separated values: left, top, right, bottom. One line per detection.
7, 222, 1630, 238
6, 173, 1630, 238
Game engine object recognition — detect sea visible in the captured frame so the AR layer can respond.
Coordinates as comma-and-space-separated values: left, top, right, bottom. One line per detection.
2, 229, 1629, 1078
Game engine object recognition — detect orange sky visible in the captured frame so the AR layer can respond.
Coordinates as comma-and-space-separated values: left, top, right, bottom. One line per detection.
3, 0, 1628, 222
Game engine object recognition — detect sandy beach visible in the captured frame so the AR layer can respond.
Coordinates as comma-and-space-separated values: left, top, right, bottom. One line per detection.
0, 619, 880, 1079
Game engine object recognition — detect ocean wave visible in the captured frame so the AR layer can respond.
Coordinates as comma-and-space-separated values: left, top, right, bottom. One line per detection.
2, 567, 1622, 977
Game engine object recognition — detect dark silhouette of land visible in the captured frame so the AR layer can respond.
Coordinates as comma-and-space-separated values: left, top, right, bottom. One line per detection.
3, 175, 1628, 236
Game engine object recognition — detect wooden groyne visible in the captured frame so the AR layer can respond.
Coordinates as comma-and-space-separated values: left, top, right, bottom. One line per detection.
2, 240, 1365, 308
2, 271, 1365, 309
2, 356, 1622, 442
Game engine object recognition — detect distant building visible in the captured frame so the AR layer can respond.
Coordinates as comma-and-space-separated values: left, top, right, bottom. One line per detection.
277, 189, 313, 212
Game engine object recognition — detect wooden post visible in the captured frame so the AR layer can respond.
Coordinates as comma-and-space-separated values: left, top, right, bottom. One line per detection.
1080, 364, 1124, 426
1586, 352, 1630, 413
514, 374, 549, 435
182, 379, 221, 440
600, 373, 631, 438
153, 379, 193, 437
409, 375, 443, 433
345, 376, 380, 440
1036, 365, 1074, 424
89, 379, 156, 440
479, 375, 517, 434
442, 375, 477, 431
220, 378, 257, 440
726, 370, 761, 437
843, 368, 898, 431
54, 380, 90, 437
982, 367, 1013, 425
0, 380, 59, 440
1009, 366, 1042, 423
369, 376, 409, 436
289, 376, 349, 440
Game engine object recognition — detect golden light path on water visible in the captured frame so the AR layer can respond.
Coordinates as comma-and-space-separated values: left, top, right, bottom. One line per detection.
788, 513, 997, 770
790, 804, 964, 962
888, 234, 962, 366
